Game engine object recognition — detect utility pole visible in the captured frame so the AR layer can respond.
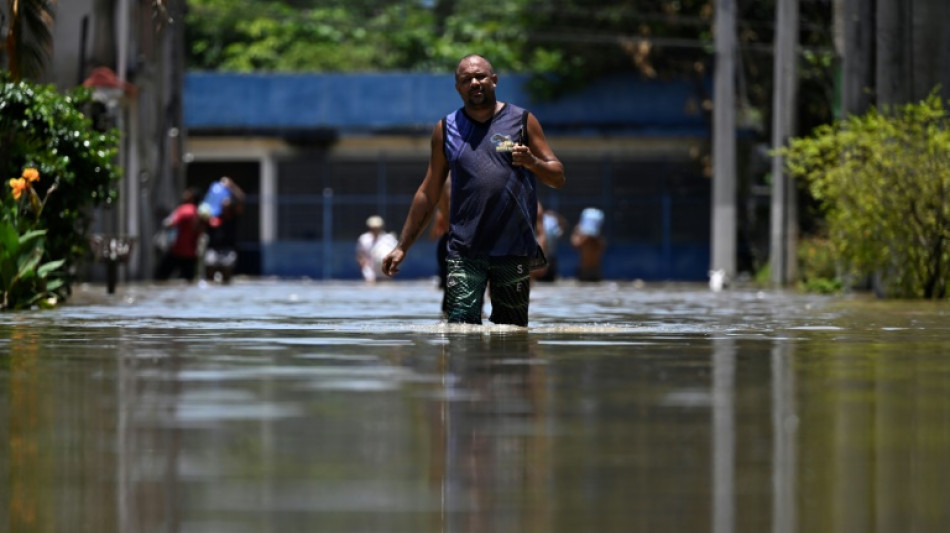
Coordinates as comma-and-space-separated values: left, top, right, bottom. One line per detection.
712, 0, 737, 281
769, 0, 799, 286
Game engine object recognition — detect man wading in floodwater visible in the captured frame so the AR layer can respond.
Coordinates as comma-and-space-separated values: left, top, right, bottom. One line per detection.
382, 54, 566, 326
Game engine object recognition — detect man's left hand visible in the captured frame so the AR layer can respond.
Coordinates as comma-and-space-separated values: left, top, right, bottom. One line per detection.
512, 145, 535, 168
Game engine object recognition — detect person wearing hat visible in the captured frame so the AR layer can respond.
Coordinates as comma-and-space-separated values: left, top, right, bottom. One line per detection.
356, 215, 396, 283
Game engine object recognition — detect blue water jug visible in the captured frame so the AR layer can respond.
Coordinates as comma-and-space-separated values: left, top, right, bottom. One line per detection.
200, 180, 231, 218
578, 208, 604, 237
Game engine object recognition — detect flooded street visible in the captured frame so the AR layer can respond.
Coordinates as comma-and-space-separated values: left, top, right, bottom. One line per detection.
2, 279, 949, 532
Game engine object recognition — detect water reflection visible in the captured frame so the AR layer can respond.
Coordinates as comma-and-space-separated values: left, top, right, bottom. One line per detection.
1, 281, 950, 532
771, 340, 797, 533
713, 338, 735, 533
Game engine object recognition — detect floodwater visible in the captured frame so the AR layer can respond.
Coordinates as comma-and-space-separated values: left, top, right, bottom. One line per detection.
1, 279, 949, 533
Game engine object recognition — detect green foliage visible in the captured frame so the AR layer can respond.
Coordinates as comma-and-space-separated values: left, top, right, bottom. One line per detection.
796, 236, 844, 294
185, 0, 544, 74
754, 261, 771, 286
781, 92, 950, 299
1, 167, 66, 309
0, 74, 121, 307
0, 221, 65, 310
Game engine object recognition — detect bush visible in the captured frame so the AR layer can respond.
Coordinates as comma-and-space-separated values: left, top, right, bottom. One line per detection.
796, 235, 844, 294
1, 167, 66, 309
781, 92, 950, 299
0, 74, 121, 308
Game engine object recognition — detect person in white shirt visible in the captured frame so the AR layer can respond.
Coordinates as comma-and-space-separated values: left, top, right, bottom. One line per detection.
356, 215, 397, 283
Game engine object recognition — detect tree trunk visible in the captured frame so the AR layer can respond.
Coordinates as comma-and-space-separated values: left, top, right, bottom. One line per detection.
876, 0, 914, 108
838, 0, 875, 117
910, 0, 950, 102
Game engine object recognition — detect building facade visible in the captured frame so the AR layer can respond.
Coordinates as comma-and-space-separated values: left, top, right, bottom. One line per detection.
183, 72, 713, 281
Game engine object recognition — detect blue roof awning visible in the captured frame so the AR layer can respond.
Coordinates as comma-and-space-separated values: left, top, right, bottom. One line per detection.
184, 71, 710, 136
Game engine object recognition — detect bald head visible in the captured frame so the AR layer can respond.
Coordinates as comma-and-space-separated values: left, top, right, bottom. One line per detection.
454, 54, 499, 116
456, 55, 494, 81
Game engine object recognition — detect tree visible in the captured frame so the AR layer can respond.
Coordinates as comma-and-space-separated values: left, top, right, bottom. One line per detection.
781, 93, 950, 299
182, 0, 836, 126
184, 0, 544, 73
0, 0, 55, 81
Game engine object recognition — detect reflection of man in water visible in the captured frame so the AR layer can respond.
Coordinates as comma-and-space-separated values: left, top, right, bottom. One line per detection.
356, 215, 397, 283
427, 334, 548, 531
382, 54, 565, 326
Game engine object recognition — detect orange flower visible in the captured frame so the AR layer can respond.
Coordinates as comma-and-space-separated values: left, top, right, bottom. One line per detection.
21, 168, 39, 182
9, 178, 28, 200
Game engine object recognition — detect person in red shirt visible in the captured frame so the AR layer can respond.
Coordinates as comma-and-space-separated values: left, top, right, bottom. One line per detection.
155, 187, 203, 281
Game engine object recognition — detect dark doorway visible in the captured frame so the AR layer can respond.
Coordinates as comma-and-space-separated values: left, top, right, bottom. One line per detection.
186, 161, 261, 276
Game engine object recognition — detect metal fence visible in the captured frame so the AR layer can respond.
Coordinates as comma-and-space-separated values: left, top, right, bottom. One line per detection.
189, 154, 711, 281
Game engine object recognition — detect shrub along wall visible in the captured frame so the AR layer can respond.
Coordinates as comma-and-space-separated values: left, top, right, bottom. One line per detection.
782, 92, 950, 299
1, 74, 121, 309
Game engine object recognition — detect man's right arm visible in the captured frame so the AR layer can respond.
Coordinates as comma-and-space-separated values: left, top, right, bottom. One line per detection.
382, 122, 450, 276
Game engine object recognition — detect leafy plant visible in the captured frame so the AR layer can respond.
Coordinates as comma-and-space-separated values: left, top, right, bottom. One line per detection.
184, 0, 541, 74
1, 167, 66, 310
0, 73, 121, 285
796, 235, 844, 294
781, 92, 950, 299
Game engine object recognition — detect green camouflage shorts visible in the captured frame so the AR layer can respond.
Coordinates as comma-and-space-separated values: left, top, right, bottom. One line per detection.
445, 256, 531, 326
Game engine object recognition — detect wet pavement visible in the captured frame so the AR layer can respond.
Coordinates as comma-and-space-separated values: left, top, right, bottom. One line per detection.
1, 279, 949, 532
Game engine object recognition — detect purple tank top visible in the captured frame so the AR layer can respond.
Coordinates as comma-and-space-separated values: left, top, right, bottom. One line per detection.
442, 103, 539, 259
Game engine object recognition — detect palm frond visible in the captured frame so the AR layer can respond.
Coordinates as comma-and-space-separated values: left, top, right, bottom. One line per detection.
4, 0, 56, 80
